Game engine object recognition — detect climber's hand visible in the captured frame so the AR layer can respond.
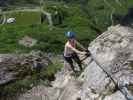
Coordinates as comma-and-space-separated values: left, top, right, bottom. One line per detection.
80, 51, 86, 55
85, 50, 91, 57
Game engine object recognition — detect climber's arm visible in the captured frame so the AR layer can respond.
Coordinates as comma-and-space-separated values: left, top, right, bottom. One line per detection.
67, 44, 86, 55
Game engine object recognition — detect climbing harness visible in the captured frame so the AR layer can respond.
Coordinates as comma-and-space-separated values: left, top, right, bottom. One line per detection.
81, 50, 133, 100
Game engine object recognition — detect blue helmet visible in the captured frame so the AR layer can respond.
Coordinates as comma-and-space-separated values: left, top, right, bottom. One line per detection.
65, 31, 75, 38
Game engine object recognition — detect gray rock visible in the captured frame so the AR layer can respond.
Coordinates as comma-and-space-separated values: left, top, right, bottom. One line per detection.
19, 36, 37, 47
103, 91, 126, 100
19, 85, 60, 100
0, 51, 51, 85
80, 25, 133, 100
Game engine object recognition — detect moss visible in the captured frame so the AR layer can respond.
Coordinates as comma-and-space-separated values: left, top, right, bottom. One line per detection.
129, 61, 133, 70
127, 85, 133, 94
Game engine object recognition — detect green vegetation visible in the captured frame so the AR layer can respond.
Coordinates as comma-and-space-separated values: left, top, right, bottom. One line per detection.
0, 24, 66, 53
6, 12, 41, 25
0, 0, 39, 7
130, 61, 133, 70
0, 0, 132, 53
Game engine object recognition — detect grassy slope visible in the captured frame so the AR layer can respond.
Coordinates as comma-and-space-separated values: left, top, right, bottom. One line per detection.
7, 12, 41, 25
0, 3, 97, 53
0, 0, 133, 53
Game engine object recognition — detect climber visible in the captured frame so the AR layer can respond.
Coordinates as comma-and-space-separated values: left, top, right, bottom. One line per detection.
63, 31, 87, 73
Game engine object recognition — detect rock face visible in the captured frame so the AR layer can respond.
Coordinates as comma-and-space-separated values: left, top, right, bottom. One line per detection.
80, 25, 133, 100
0, 51, 52, 85
18, 25, 133, 100
19, 85, 60, 100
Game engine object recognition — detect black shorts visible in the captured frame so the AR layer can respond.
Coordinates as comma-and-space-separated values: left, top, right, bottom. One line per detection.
63, 53, 81, 66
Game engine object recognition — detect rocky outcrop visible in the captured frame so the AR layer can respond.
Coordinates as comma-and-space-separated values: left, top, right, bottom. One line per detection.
18, 25, 133, 100
19, 36, 37, 47
79, 25, 133, 100
0, 51, 52, 85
